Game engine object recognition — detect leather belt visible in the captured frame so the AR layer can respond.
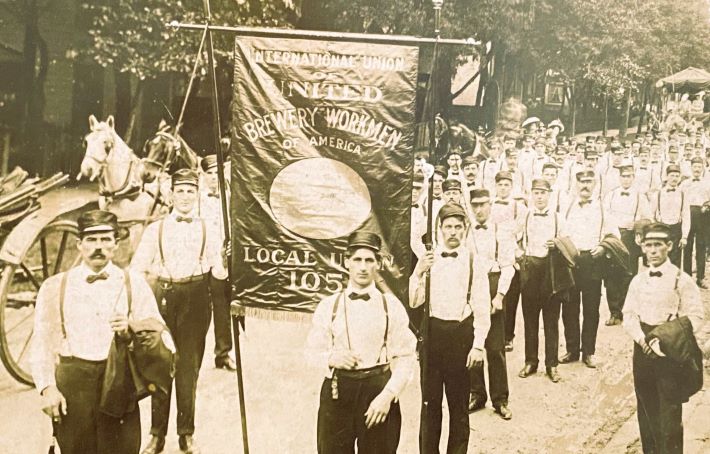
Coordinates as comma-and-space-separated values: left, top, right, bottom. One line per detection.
334, 363, 390, 380
157, 274, 207, 285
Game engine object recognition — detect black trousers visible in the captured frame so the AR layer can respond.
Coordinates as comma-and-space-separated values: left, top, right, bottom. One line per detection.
520, 256, 563, 368
317, 370, 401, 453
633, 324, 683, 454
503, 271, 521, 344
470, 272, 509, 407
684, 207, 707, 281
666, 223, 682, 268
420, 316, 473, 454
209, 276, 233, 360
55, 357, 141, 454
562, 252, 602, 357
604, 228, 635, 319
151, 278, 211, 436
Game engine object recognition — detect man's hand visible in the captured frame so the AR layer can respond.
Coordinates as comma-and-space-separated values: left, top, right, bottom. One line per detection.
415, 251, 434, 278
328, 350, 361, 370
466, 347, 485, 369
679, 238, 688, 249
491, 293, 504, 313
41, 386, 67, 422
590, 246, 605, 257
364, 389, 394, 429
639, 339, 660, 358
545, 240, 556, 249
109, 313, 129, 338
222, 240, 232, 267
648, 338, 666, 357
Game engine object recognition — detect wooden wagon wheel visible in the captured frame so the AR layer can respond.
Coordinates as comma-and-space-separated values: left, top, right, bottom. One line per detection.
0, 220, 80, 386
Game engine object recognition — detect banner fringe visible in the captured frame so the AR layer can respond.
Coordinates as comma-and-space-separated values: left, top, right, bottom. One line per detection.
241, 306, 313, 324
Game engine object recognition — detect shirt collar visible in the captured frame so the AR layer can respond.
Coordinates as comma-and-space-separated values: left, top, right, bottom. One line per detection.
648, 259, 673, 275
345, 282, 377, 296
435, 243, 464, 255
77, 261, 118, 279
170, 209, 198, 220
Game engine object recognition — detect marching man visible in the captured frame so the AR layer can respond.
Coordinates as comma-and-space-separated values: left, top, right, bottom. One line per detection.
306, 231, 416, 453
132, 169, 228, 454
623, 223, 704, 454
31, 210, 165, 454
410, 203, 489, 453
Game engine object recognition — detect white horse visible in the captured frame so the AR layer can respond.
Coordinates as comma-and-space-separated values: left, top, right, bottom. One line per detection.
80, 115, 165, 254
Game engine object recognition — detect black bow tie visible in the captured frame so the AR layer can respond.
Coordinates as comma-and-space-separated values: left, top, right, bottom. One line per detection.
494, 200, 509, 205
412, 203, 419, 208
207, 192, 219, 198
649, 271, 663, 278
666, 188, 676, 193
534, 212, 548, 217
579, 200, 591, 207
86, 272, 109, 284
475, 224, 487, 230
176, 216, 193, 223
348, 292, 370, 301
433, 196, 442, 201
639, 167, 647, 170
441, 251, 459, 258
693, 178, 701, 182
620, 191, 630, 196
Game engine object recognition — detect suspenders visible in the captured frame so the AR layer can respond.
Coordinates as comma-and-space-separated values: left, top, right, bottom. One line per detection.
59, 269, 133, 342
565, 199, 604, 243
656, 189, 684, 224
158, 217, 207, 281
523, 211, 558, 253
330, 290, 390, 363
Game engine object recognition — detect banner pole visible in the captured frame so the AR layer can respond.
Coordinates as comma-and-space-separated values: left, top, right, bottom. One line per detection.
421, 1, 443, 450
201, 1, 249, 453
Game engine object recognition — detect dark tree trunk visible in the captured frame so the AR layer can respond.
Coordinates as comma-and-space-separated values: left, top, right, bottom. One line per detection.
603, 92, 609, 137
620, 88, 631, 137
637, 83, 649, 133
114, 69, 132, 136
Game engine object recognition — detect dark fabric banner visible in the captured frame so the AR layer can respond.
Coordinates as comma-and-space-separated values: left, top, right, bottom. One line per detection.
230, 37, 419, 315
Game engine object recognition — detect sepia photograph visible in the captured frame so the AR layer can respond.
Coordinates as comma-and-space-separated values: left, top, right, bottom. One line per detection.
0, 0, 709, 453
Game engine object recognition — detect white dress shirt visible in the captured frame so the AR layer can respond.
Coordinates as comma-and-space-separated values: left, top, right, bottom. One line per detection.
409, 244, 491, 350
131, 210, 227, 280
680, 177, 710, 207
467, 221, 516, 295
603, 187, 652, 230
651, 186, 691, 239
517, 207, 567, 258
305, 283, 417, 398
197, 188, 231, 242
490, 196, 527, 225
623, 259, 704, 344
30, 262, 163, 392
564, 197, 619, 250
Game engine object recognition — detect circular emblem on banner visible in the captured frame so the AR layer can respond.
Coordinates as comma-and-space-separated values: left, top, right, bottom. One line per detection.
269, 158, 372, 240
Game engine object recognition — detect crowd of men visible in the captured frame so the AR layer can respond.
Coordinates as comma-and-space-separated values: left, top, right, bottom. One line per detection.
307, 117, 707, 453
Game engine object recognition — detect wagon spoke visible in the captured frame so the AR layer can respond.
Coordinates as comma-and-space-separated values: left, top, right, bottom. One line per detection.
20, 263, 42, 290
53, 231, 70, 275
40, 237, 49, 279
16, 327, 33, 364
6, 311, 34, 335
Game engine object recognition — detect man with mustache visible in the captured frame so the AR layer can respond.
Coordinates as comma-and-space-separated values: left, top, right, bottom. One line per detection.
132, 169, 228, 454
31, 210, 165, 454
306, 231, 416, 453
410, 203, 489, 453
560, 170, 620, 369
650, 165, 689, 268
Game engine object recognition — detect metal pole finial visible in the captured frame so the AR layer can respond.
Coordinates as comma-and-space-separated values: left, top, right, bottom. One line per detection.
432, 0, 444, 38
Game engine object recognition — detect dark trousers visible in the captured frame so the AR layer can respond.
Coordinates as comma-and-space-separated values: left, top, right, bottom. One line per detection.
420, 316, 473, 454
684, 207, 707, 281
563, 252, 602, 357
666, 223, 682, 268
520, 256, 563, 368
470, 272, 509, 407
503, 271, 521, 344
151, 278, 211, 436
605, 228, 636, 319
317, 370, 401, 453
633, 324, 683, 454
209, 276, 233, 360
55, 357, 141, 454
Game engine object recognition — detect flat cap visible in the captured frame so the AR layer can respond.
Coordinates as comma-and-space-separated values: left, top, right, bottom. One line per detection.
576, 170, 595, 181
531, 178, 551, 192
200, 154, 218, 172
642, 222, 671, 242
470, 189, 491, 204
347, 231, 382, 252
172, 168, 200, 187
665, 164, 681, 175
495, 171, 513, 183
438, 203, 467, 222
442, 179, 462, 193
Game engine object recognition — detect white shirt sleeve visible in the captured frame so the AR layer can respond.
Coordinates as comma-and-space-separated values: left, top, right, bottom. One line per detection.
30, 276, 62, 393
382, 295, 417, 398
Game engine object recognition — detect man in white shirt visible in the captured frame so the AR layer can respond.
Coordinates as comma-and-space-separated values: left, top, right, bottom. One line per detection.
197, 155, 235, 371
561, 170, 620, 369
306, 231, 416, 453
490, 171, 528, 225
623, 223, 704, 454
410, 203, 488, 453
462, 155, 479, 192
602, 165, 652, 325
132, 169, 228, 454
680, 157, 710, 287
31, 210, 164, 454
479, 139, 504, 191
650, 164, 690, 267
466, 189, 515, 420
516, 179, 568, 383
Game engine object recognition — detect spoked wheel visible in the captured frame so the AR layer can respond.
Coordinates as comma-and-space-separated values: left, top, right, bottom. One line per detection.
0, 220, 80, 386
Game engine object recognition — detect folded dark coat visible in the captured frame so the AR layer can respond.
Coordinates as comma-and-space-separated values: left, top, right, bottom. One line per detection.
600, 234, 632, 277
551, 236, 578, 295
648, 316, 703, 403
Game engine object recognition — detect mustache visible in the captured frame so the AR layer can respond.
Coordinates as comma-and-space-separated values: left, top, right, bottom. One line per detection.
90, 250, 106, 259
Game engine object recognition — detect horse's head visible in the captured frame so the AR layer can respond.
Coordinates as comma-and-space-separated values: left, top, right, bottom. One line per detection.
81, 115, 117, 181
140, 120, 198, 183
